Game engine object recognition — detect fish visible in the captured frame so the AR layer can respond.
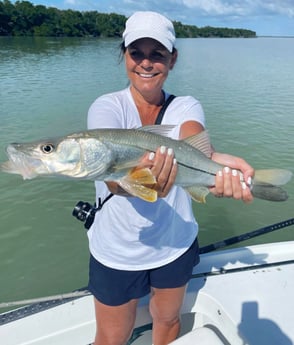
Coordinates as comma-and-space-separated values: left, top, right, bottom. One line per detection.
0, 125, 292, 203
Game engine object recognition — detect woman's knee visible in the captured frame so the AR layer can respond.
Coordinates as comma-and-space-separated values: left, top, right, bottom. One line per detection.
93, 298, 137, 345
149, 288, 184, 327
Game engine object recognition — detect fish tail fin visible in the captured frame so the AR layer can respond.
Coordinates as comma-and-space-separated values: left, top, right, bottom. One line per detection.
254, 169, 292, 185
118, 168, 158, 202
252, 169, 292, 202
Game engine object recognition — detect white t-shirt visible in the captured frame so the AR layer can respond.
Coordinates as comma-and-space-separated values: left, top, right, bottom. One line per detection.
87, 87, 205, 270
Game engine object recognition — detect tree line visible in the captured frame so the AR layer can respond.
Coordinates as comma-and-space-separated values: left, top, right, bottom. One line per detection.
0, 0, 256, 38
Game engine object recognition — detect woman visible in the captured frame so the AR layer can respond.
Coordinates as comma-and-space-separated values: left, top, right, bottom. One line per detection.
87, 11, 254, 345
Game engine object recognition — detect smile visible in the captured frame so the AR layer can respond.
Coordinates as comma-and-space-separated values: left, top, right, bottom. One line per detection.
136, 72, 159, 78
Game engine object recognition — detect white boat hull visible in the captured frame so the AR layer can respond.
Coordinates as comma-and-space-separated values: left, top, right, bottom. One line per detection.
1, 241, 294, 345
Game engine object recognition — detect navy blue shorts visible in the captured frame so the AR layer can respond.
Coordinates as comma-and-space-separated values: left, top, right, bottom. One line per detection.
88, 238, 199, 306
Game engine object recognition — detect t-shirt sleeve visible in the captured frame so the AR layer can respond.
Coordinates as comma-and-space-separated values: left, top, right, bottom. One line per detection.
161, 95, 206, 139
183, 96, 205, 128
168, 96, 205, 127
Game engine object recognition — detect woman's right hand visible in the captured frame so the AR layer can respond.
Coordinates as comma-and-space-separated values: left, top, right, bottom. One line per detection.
141, 146, 178, 198
106, 146, 177, 198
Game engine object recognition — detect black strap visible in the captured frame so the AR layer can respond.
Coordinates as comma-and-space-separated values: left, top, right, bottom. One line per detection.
97, 193, 115, 210
155, 94, 176, 125
99, 94, 176, 209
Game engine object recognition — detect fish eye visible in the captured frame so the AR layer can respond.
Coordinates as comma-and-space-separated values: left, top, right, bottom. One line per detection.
41, 143, 55, 154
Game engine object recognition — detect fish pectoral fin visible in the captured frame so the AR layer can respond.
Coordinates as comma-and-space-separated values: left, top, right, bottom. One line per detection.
118, 168, 158, 202
113, 159, 142, 171
183, 130, 212, 158
185, 186, 210, 203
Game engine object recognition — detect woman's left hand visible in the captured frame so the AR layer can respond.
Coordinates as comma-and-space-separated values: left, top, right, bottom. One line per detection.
210, 152, 254, 203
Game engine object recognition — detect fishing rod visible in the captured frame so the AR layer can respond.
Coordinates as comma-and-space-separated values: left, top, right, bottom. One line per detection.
199, 217, 294, 254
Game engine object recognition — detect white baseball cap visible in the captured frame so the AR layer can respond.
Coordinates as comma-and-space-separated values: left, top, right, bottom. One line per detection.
122, 11, 176, 53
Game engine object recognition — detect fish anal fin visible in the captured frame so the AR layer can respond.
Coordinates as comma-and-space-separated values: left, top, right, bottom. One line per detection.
185, 186, 210, 203
183, 130, 212, 158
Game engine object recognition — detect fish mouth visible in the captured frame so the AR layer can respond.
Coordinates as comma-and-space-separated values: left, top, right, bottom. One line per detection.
1, 145, 45, 179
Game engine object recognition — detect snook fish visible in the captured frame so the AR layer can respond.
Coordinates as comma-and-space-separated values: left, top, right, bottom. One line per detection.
0, 126, 292, 202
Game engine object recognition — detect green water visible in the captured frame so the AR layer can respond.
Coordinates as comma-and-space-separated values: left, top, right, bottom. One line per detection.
0, 37, 293, 305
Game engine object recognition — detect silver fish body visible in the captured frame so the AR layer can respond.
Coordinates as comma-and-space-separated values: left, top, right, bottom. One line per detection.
0, 126, 292, 202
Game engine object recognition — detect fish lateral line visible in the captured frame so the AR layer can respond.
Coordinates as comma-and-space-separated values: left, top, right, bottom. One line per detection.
177, 161, 216, 177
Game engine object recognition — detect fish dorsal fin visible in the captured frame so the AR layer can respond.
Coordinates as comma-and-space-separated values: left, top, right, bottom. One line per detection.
118, 168, 158, 202
184, 130, 212, 158
138, 125, 175, 137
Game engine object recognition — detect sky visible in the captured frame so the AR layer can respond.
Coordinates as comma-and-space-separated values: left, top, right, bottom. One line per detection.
28, 0, 294, 36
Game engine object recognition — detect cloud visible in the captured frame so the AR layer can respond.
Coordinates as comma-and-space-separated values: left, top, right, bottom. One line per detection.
64, 0, 76, 5
34, 0, 294, 35
178, 0, 294, 17
260, 0, 294, 17
59, 0, 293, 20
181, 0, 249, 15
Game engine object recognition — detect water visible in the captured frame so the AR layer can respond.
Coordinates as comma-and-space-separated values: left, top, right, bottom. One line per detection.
0, 37, 293, 306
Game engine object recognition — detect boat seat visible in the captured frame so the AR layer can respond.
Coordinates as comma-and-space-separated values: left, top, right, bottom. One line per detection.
170, 326, 226, 344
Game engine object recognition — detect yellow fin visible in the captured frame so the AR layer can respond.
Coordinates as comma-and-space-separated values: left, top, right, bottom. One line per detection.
118, 168, 158, 202
129, 167, 156, 185
185, 186, 210, 203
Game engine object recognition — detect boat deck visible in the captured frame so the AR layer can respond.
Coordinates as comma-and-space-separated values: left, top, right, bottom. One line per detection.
1, 241, 294, 345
